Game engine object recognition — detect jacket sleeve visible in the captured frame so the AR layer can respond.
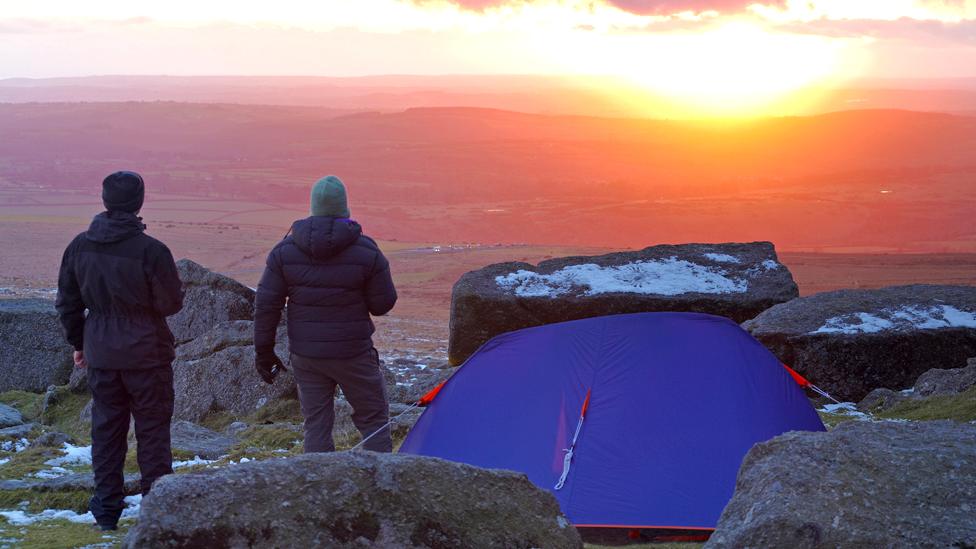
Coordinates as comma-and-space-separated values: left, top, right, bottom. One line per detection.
55, 240, 86, 351
365, 250, 397, 316
148, 245, 184, 317
254, 247, 287, 355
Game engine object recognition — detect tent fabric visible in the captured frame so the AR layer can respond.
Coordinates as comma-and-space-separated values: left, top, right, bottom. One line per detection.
399, 312, 826, 529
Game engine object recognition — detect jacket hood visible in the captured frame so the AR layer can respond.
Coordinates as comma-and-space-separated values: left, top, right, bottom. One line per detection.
86, 211, 146, 244
291, 216, 362, 259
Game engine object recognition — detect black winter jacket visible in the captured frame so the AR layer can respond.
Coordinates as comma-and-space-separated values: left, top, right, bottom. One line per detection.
254, 216, 397, 359
55, 212, 184, 370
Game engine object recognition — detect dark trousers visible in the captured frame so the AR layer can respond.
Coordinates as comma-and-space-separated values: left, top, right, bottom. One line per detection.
291, 349, 392, 453
88, 366, 174, 527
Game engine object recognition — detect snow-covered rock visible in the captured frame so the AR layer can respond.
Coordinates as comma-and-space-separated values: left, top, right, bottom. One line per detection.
706, 421, 976, 549
744, 285, 976, 401
449, 242, 797, 364
124, 452, 581, 549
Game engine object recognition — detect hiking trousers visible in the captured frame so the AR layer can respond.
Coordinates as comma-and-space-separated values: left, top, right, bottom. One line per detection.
88, 366, 174, 528
291, 349, 392, 453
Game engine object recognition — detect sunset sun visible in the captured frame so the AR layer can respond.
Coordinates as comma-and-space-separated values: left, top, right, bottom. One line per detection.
627, 23, 846, 114
547, 20, 852, 117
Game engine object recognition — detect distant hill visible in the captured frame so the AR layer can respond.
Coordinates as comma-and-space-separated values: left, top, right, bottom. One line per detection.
4, 75, 976, 117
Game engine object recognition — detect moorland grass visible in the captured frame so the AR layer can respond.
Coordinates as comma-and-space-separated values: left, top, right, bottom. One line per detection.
880, 386, 976, 422
0, 488, 90, 514
0, 516, 131, 549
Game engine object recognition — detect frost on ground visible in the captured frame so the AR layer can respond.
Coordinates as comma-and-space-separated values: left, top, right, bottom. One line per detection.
44, 443, 92, 467
0, 495, 141, 526
811, 305, 976, 335
819, 402, 871, 420
0, 439, 29, 453
496, 257, 751, 298
172, 456, 218, 469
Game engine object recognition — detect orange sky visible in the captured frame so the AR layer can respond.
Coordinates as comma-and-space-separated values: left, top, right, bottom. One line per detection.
1, 1, 975, 115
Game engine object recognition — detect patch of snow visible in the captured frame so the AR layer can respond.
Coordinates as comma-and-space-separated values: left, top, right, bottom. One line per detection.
495, 257, 748, 298
745, 259, 783, 277
121, 495, 141, 519
0, 509, 94, 525
818, 402, 871, 420
899, 387, 916, 396
0, 439, 29, 453
44, 443, 92, 467
703, 253, 741, 264
32, 467, 70, 479
0, 458, 8, 466
173, 456, 217, 469
0, 496, 141, 526
813, 312, 893, 335
812, 305, 976, 335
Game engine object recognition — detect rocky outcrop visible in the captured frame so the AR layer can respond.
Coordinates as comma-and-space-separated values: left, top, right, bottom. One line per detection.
743, 285, 976, 401
855, 387, 911, 413
167, 259, 255, 345
0, 299, 73, 392
124, 452, 581, 549
0, 403, 23, 428
0, 423, 36, 438
859, 360, 976, 413
172, 321, 296, 422
449, 242, 797, 364
914, 360, 976, 397
0, 472, 142, 496
67, 366, 88, 394
706, 421, 976, 549
170, 421, 235, 460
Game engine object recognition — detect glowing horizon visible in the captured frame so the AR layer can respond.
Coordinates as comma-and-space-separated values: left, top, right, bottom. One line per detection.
1, 0, 975, 117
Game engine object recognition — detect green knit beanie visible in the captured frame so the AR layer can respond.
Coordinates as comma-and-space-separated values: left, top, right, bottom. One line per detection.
310, 175, 350, 218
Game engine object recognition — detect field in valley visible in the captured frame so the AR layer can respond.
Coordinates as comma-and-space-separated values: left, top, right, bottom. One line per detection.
3, 186, 975, 365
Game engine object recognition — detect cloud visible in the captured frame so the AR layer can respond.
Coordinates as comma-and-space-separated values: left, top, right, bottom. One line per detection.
444, 0, 782, 15
776, 17, 976, 44
603, 0, 780, 14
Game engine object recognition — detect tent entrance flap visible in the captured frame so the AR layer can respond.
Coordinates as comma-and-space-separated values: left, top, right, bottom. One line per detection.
554, 388, 591, 490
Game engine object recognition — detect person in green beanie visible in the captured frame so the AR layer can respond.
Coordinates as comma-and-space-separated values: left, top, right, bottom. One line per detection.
309, 175, 351, 218
254, 175, 398, 452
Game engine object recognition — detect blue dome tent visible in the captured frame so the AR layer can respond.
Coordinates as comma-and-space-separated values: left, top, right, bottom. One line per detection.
399, 312, 826, 531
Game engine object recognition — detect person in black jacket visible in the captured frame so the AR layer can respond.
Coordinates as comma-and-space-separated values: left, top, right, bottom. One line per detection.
55, 171, 184, 531
254, 175, 397, 453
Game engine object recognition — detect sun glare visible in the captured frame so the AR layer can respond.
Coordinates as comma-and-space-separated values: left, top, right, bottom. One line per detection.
546, 21, 853, 117
634, 23, 843, 109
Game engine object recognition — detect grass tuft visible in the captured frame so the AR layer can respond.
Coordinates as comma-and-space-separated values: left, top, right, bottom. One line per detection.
0, 391, 44, 422
0, 516, 131, 548
879, 386, 976, 422
0, 447, 67, 481
248, 398, 303, 424
0, 489, 90, 514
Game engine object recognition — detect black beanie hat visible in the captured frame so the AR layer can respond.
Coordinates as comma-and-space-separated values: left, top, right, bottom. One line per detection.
102, 171, 145, 213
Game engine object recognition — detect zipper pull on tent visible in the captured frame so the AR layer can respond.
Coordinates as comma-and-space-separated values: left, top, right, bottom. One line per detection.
554, 389, 591, 491
782, 364, 842, 405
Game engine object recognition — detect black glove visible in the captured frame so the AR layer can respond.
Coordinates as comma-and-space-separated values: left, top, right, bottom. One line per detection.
255, 350, 286, 384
